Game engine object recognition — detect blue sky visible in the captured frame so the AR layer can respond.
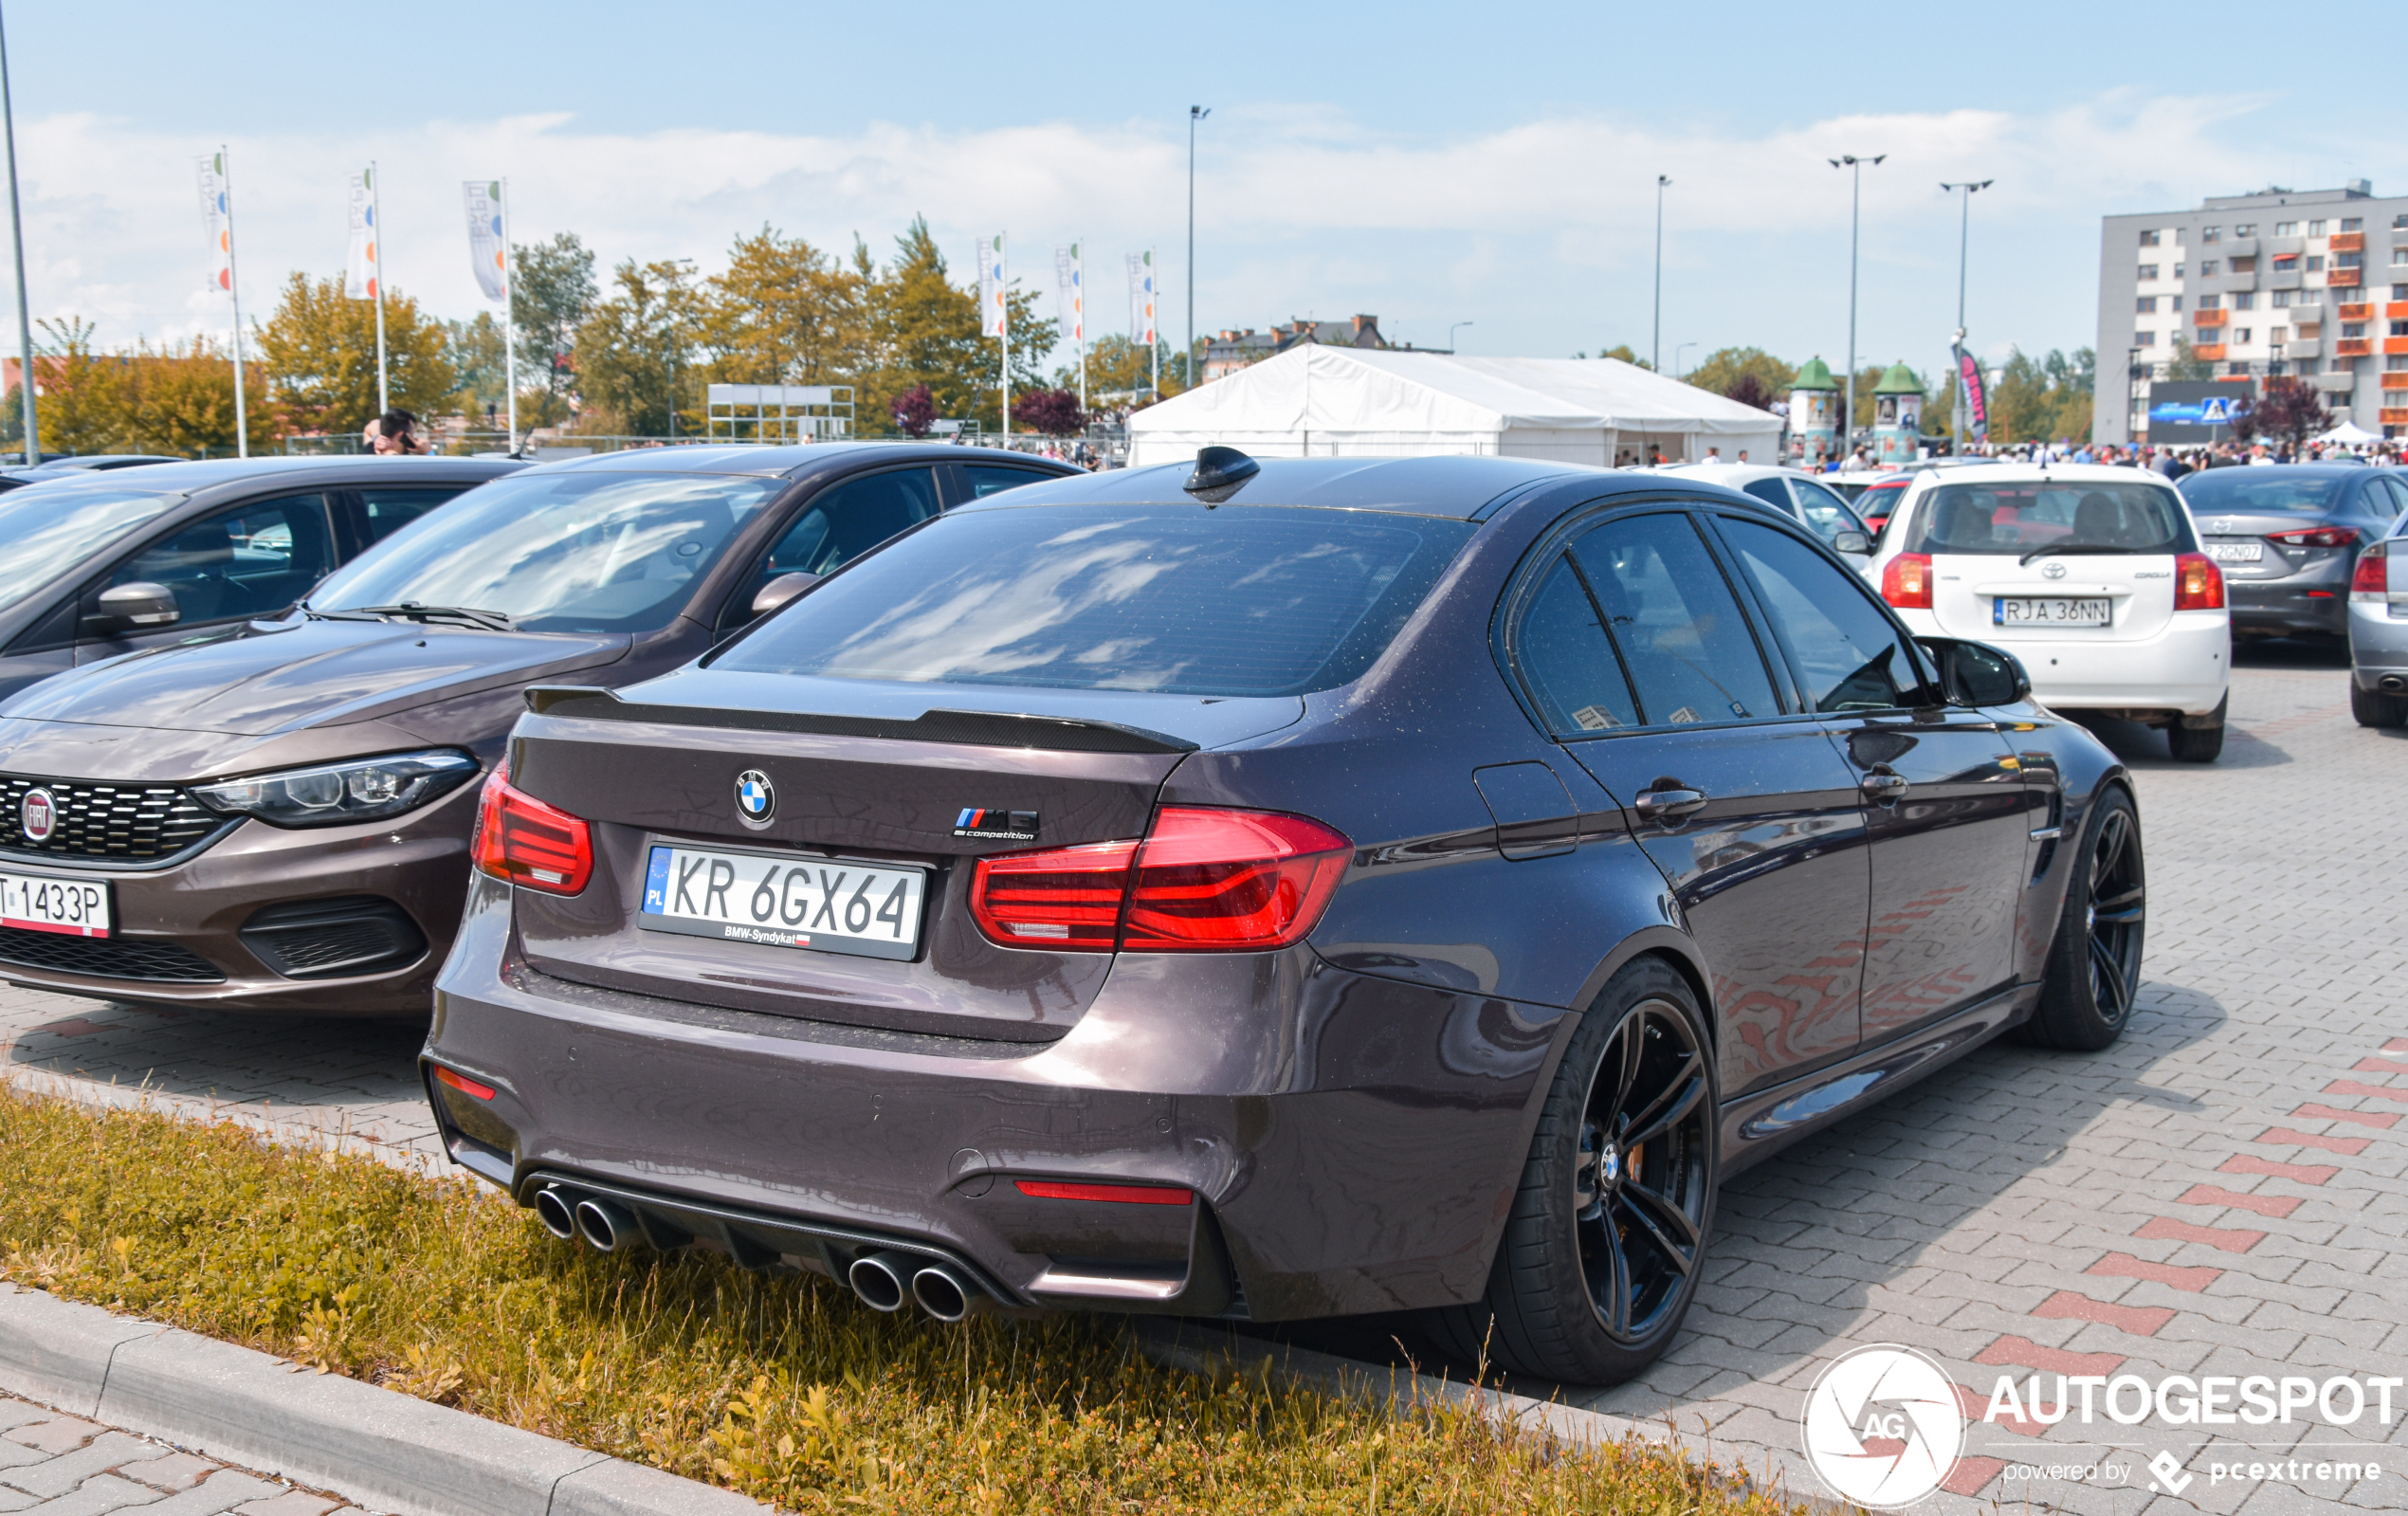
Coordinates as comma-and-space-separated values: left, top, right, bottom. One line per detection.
5, 0, 2391, 384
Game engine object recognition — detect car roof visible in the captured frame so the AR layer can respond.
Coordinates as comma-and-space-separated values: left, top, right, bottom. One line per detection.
976, 455, 1592, 520
2181, 462, 2369, 477
7, 455, 523, 495
532, 440, 1070, 481
1651, 463, 1838, 486
1903, 463, 2177, 486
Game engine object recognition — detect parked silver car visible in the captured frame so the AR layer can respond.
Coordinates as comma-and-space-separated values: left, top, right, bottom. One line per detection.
2346, 507, 2408, 724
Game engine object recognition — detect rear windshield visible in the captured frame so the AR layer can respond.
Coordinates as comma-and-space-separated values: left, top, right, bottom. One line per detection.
0, 484, 182, 616
713, 504, 1475, 696
2176, 471, 2346, 513
1904, 481, 2194, 557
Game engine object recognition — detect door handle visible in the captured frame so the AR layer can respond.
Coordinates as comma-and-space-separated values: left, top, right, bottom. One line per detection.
1859, 767, 1909, 803
1632, 785, 1708, 822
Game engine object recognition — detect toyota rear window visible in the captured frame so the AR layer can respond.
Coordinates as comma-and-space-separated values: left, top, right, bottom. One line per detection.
712, 504, 1474, 696
1903, 482, 2194, 557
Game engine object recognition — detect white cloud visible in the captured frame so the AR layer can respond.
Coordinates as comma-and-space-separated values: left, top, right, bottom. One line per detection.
1, 89, 2327, 372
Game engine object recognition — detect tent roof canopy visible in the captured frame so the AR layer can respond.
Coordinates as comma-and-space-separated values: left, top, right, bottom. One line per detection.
1129, 347, 1781, 440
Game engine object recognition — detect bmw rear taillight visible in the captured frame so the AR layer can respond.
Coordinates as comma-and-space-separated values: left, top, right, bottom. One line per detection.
2352, 540, 2391, 600
471, 762, 593, 895
969, 807, 1351, 954
2267, 524, 2360, 549
2174, 552, 2226, 611
1881, 552, 1933, 609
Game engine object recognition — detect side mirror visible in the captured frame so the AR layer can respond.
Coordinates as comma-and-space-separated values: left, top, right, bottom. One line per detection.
1917, 636, 2031, 707
1831, 529, 1872, 556
750, 571, 821, 618
96, 581, 180, 630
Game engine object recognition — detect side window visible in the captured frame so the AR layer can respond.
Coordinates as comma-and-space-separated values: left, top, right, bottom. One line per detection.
960, 465, 1056, 500
358, 486, 469, 545
1568, 512, 1780, 725
1512, 555, 1640, 735
2380, 476, 2408, 527
105, 494, 336, 627
1719, 517, 1926, 713
1739, 478, 1794, 516
729, 467, 939, 623
1789, 478, 1868, 542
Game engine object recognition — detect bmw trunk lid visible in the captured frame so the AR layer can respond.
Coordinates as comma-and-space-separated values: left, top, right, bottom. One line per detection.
499, 670, 1304, 1042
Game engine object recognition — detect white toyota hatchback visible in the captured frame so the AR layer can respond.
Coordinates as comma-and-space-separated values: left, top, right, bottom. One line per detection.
1867, 464, 2232, 760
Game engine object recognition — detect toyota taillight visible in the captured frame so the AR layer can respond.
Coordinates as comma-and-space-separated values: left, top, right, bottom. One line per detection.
1881, 552, 1933, 609
2267, 525, 2360, 549
2352, 540, 2391, 600
471, 762, 593, 895
969, 807, 1351, 953
2174, 552, 2226, 611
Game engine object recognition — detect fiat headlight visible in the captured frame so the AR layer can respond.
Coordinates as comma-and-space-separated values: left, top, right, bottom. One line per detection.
192, 750, 480, 828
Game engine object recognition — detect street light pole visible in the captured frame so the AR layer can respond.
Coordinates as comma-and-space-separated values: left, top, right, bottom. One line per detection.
1188, 105, 1209, 392
1940, 178, 1992, 454
1652, 174, 1669, 373
1829, 154, 1885, 458
1674, 341, 1697, 380
0, 1, 37, 464
1448, 320, 1472, 354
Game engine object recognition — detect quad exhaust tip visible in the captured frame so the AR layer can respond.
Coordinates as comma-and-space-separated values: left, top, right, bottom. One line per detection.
574, 1197, 640, 1252
533, 1186, 577, 1240
848, 1251, 911, 1312
910, 1264, 975, 1323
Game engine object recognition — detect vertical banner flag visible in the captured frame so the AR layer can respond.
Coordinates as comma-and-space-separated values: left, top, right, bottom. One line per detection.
345, 170, 378, 300
1953, 344, 1989, 440
196, 155, 232, 294
463, 181, 507, 303
977, 235, 1007, 338
1054, 245, 1082, 344
1129, 250, 1157, 345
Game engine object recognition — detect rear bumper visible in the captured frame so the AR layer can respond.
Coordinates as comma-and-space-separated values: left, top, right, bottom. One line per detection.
0, 781, 480, 1016
422, 874, 1569, 1322
2229, 573, 2348, 637
1896, 607, 2230, 717
2348, 599, 2408, 687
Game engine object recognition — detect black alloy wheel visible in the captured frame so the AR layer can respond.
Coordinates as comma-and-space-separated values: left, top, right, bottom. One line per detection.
2027, 788, 2144, 1050
1427, 959, 1718, 1384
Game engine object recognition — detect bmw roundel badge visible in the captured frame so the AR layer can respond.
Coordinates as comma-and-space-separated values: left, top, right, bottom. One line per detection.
735, 769, 775, 827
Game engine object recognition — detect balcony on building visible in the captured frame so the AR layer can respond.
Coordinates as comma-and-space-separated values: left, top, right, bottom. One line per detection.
2381, 372, 2408, 391
2330, 232, 2365, 253
2193, 309, 2229, 327
2330, 268, 2363, 287
2382, 408, 2408, 427
2336, 338, 2374, 356
2340, 302, 2372, 321
2192, 343, 2229, 360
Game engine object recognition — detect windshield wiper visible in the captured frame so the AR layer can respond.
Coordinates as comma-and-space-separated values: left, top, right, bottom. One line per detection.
332, 602, 516, 631
2018, 542, 2139, 567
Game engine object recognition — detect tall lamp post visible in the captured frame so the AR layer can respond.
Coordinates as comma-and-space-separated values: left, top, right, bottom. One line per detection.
1674, 341, 1697, 380
1448, 320, 1473, 354
0, 1, 36, 464
1652, 174, 1669, 373
1940, 178, 1992, 454
1829, 153, 1886, 456
1188, 105, 1209, 391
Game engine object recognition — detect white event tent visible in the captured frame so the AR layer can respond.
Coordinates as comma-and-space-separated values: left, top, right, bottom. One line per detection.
1127, 347, 1781, 468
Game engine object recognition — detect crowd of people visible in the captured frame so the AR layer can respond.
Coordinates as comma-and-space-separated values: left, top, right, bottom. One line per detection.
1798, 432, 2405, 477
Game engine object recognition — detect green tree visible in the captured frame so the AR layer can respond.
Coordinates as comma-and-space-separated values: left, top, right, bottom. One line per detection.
2165, 335, 2214, 382
1589, 344, 1652, 369
702, 228, 869, 390
253, 272, 456, 437
574, 259, 703, 436
447, 312, 511, 428
867, 217, 987, 431
30, 319, 133, 455
1065, 333, 1181, 405
129, 337, 275, 456
512, 232, 596, 422
1685, 347, 1793, 406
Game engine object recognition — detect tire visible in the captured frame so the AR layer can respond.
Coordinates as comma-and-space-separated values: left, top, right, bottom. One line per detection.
2166, 693, 2226, 762
2026, 788, 2144, 1051
2351, 681, 2407, 728
1423, 958, 1717, 1385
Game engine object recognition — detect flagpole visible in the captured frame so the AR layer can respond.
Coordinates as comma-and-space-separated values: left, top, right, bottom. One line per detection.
500, 178, 518, 454
221, 147, 248, 459
999, 233, 1010, 441
1075, 240, 1085, 416
0, 2, 37, 464
1148, 247, 1158, 400
369, 162, 389, 416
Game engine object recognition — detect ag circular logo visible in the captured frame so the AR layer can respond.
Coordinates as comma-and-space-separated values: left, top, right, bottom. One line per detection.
1800, 1344, 1964, 1507
2041, 559, 2068, 579
733, 769, 775, 828
19, 788, 57, 844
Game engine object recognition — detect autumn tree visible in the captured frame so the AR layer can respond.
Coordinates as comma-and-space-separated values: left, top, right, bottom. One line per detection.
890, 382, 935, 436
575, 259, 703, 436
29, 319, 133, 455
1075, 333, 1180, 407
868, 218, 988, 430
1014, 388, 1085, 436
253, 272, 455, 437
1685, 347, 1792, 407
2236, 376, 2331, 450
702, 228, 869, 390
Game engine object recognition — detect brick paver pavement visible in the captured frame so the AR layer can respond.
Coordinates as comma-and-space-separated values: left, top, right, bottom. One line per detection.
0, 1393, 365, 1514
2, 655, 2402, 1512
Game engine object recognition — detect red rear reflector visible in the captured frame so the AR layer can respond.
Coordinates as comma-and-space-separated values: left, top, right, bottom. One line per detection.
1881, 552, 1933, 609
2174, 552, 2226, 612
969, 807, 1351, 954
2266, 525, 2359, 549
2352, 543, 2389, 596
1014, 1178, 1194, 1206
434, 1066, 496, 1101
471, 762, 594, 895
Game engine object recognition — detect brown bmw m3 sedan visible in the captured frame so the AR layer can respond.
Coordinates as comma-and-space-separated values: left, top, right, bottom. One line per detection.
422, 450, 2147, 1384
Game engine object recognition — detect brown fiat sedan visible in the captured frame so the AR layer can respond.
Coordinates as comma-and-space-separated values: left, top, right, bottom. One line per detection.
424, 451, 2145, 1384
0, 444, 1075, 1014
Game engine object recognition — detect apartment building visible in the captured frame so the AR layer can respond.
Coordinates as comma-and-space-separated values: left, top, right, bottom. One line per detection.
2094, 180, 2408, 442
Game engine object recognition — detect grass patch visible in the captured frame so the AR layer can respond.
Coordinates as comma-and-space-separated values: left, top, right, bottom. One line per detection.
0, 1087, 1807, 1513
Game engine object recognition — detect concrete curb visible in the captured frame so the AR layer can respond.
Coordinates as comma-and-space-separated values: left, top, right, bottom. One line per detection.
1131, 1319, 1840, 1512
0, 1283, 766, 1516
